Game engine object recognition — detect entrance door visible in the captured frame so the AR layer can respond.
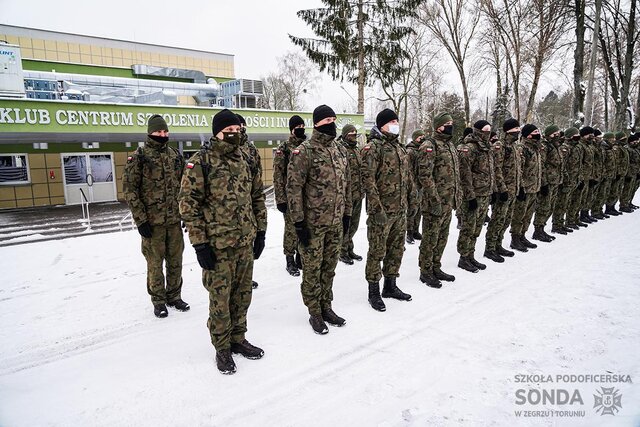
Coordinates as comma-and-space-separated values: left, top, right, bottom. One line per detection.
62, 153, 117, 204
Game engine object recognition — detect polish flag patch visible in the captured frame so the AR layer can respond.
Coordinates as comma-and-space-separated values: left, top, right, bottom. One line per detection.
363, 145, 371, 151
292, 149, 300, 155
186, 163, 195, 169
425, 148, 433, 153
127, 156, 133, 162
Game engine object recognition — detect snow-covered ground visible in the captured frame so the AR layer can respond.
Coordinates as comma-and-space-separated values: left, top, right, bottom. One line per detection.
1, 202, 639, 427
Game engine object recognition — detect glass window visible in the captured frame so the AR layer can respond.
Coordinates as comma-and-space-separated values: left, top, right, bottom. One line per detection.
0, 154, 30, 184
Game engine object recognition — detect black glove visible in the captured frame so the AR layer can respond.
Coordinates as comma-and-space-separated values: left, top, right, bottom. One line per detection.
468, 198, 478, 211
589, 179, 598, 187
637, 174, 640, 180
490, 193, 497, 205
294, 221, 311, 247
616, 175, 622, 181
253, 230, 266, 259
540, 185, 549, 196
193, 243, 216, 270
499, 191, 509, 202
342, 215, 351, 234
516, 187, 527, 201
625, 176, 632, 182
577, 181, 585, 190
276, 203, 288, 214
137, 222, 152, 238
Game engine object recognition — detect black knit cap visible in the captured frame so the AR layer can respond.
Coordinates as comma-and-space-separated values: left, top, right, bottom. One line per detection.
473, 120, 491, 130
503, 118, 520, 132
235, 113, 246, 126
521, 124, 538, 138
147, 114, 168, 134
376, 108, 399, 129
463, 127, 473, 137
289, 115, 305, 132
313, 105, 336, 125
579, 126, 594, 137
594, 128, 602, 137
212, 109, 241, 136
629, 133, 640, 142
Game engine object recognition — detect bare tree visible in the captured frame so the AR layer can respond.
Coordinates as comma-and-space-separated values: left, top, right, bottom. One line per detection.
260, 51, 319, 110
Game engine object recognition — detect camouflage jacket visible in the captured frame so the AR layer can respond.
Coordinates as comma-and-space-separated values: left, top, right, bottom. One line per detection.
541, 137, 563, 186
490, 140, 506, 193
458, 130, 496, 200
579, 139, 594, 181
517, 139, 542, 194
496, 135, 522, 196
405, 139, 422, 188
603, 143, 617, 179
627, 145, 640, 176
122, 137, 184, 226
416, 133, 461, 211
562, 139, 583, 188
614, 143, 629, 177
361, 128, 411, 215
273, 135, 304, 205
179, 137, 267, 250
286, 130, 352, 226
340, 137, 364, 203
240, 137, 262, 180
591, 141, 604, 181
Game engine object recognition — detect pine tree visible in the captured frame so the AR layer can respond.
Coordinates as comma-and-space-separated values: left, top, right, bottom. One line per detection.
289, 0, 423, 114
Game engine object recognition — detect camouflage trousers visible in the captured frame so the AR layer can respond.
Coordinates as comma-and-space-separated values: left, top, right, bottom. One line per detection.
341, 197, 363, 256
552, 185, 575, 228
485, 195, 515, 251
202, 244, 253, 351
365, 212, 406, 283
533, 184, 559, 227
300, 223, 342, 315
591, 181, 605, 213
457, 196, 490, 257
141, 223, 184, 305
580, 180, 591, 210
621, 177, 638, 207
419, 205, 453, 273
608, 178, 624, 206
567, 184, 585, 225
598, 179, 612, 209
283, 211, 298, 256
510, 193, 537, 235
406, 191, 423, 234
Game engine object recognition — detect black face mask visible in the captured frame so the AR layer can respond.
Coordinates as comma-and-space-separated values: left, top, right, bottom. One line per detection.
572, 136, 580, 142
316, 122, 337, 137
293, 128, 306, 139
505, 132, 519, 142
530, 134, 541, 141
442, 125, 453, 135
148, 134, 169, 144
222, 132, 241, 146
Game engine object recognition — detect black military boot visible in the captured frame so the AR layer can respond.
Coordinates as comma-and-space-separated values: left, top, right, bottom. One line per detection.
286, 255, 300, 276
510, 234, 528, 252
532, 226, 547, 242
551, 225, 567, 235
339, 253, 354, 265
631, 203, 639, 209
368, 282, 386, 312
580, 210, 594, 223
348, 250, 363, 261
154, 303, 168, 318
605, 205, 621, 216
497, 245, 515, 257
295, 251, 303, 270
562, 226, 575, 232
412, 231, 423, 240
458, 256, 479, 273
602, 212, 611, 218
252, 281, 259, 289
381, 277, 412, 301
592, 212, 605, 220
433, 267, 456, 281
322, 307, 346, 327
406, 231, 415, 244
230, 339, 264, 359
309, 314, 329, 335
470, 255, 487, 270
620, 206, 634, 213
419, 270, 442, 288
216, 349, 236, 375
167, 299, 190, 312
483, 249, 505, 263
521, 235, 538, 248
543, 229, 556, 241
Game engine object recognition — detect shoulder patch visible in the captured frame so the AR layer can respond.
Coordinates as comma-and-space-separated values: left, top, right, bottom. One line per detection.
424, 147, 434, 153
292, 149, 300, 155
127, 156, 134, 162
275, 149, 283, 156
458, 146, 469, 152
363, 145, 371, 151
186, 162, 195, 169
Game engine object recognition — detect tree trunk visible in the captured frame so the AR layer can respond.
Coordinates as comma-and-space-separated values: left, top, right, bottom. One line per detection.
584, 0, 602, 125
573, 0, 586, 123
357, 0, 365, 115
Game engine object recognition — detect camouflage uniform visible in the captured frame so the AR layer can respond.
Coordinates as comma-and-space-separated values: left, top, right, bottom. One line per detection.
552, 141, 575, 228
589, 140, 604, 214
122, 136, 185, 305
621, 142, 640, 208
361, 130, 411, 283
179, 137, 267, 351
534, 136, 563, 227
457, 129, 496, 257
486, 134, 521, 250
566, 140, 586, 226
340, 136, 364, 257
510, 138, 542, 235
417, 132, 461, 273
286, 129, 351, 315
405, 137, 423, 238
274, 135, 304, 256
578, 137, 595, 212
600, 140, 618, 209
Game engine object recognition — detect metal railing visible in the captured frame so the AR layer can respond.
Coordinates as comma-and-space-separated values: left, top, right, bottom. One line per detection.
79, 188, 91, 230
118, 211, 135, 232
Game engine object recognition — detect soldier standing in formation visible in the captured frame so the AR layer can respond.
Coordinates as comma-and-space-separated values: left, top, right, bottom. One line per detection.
286, 105, 351, 334
273, 115, 306, 276
405, 129, 425, 245
338, 124, 365, 265
620, 134, 640, 212
123, 115, 189, 318
532, 125, 563, 242
179, 109, 267, 375
416, 112, 460, 288
456, 120, 495, 273
362, 109, 413, 311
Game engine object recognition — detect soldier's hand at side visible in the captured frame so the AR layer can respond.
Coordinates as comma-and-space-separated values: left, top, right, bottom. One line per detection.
137, 222, 153, 238
467, 198, 478, 211
193, 243, 216, 270
577, 181, 585, 190
372, 211, 388, 225
625, 176, 632, 182
516, 187, 527, 201
540, 185, 549, 196
276, 203, 288, 214
490, 193, 497, 205
589, 179, 597, 187
499, 191, 509, 202
430, 201, 443, 216
342, 215, 351, 234
294, 221, 311, 247
253, 230, 266, 259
